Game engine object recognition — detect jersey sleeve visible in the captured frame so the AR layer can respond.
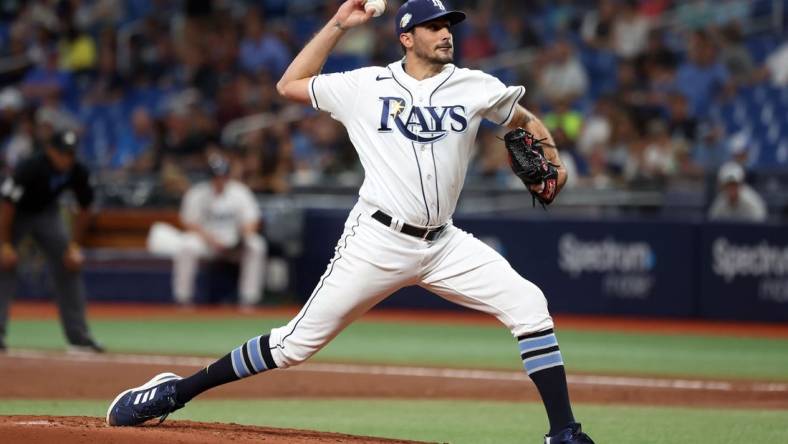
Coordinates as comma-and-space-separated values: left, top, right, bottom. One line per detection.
480, 74, 526, 126
308, 68, 366, 120
71, 164, 95, 208
237, 184, 260, 226
180, 186, 203, 226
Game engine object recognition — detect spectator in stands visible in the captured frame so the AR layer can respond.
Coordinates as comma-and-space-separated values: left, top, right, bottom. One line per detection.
176, 44, 220, 99
238, 8, 291, 78
577, 94, 616, 157
536, 38, 589, 104
0, 23, 35, 86
639, 119, 678, 184
241, 122, 293, 194
542, 99, 584, 142
163, 153, 267, 308
0, 130, 103, 353
607, 112, 640, 182
20, 49, 73, 106
57, 19, 97, 73
126, 19, 177, 85
585, 145, 615, 190
111, 107, 157, 170
690, 122, 728, 172
83, 40, 124, 105
613, 59, 656, 132
580, 0, 616, 49
635, 30, 678, 111
666, 93, 697, 142
159, 90, 219, 170
635, 29, 678, 75
290, 113, 355, 185
611, 0, 650, 59
718, 24, 756, 85
708, 161, 767, 222
675, 31, 733, 116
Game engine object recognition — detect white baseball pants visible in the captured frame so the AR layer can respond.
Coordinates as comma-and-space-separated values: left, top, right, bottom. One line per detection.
173, 232, 267, 306
268, 200, 553, 368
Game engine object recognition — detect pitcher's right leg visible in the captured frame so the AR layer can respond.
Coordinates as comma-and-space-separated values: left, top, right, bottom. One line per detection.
267, 210, 410, 368
108, 206, 414, 426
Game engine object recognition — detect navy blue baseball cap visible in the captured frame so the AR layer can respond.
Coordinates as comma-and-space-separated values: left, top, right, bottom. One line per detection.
50, 130, 79, 154
395, 0, 466, 36
208, 153, 230, 177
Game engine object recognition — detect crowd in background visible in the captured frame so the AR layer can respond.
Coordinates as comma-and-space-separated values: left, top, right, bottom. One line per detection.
0, 0, 786, 208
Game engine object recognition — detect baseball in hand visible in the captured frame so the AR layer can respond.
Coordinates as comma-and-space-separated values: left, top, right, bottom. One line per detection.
364, 0, 386, 17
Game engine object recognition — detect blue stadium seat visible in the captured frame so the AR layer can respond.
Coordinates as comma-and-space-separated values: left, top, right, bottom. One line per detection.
777, 141, 788, 164
744, 33, 779, 64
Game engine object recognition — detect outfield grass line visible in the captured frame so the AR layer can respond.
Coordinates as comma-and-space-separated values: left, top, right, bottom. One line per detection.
6, 349, 787, 394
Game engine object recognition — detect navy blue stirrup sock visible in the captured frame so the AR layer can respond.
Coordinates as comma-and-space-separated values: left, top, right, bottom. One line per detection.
518, 329, 575, 435
175, 334, 277, 404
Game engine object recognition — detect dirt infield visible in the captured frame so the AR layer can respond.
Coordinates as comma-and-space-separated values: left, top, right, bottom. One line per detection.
0, 416, 428, 443
2, 351, 786, 409
1, 349, 787, 443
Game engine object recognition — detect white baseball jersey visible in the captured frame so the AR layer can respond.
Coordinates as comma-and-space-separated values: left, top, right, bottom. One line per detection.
308, 60, 525, 226
264, 61, 555, 373
180, 180, 260, 247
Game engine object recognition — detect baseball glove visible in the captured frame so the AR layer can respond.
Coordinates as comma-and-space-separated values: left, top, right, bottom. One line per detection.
503, 127, 559, 207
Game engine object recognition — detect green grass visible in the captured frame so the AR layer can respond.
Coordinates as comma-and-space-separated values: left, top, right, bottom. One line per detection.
6, 317, 788, 380
1, 399, 786, 444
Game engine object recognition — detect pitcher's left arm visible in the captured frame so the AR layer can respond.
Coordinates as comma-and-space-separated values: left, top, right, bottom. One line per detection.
507, 105, 567, 193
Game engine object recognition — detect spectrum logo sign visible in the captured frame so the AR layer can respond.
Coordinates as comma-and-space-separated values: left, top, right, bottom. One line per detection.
712, 237, 788, 282
558, 234, 657, 300
558, 234, 656, 277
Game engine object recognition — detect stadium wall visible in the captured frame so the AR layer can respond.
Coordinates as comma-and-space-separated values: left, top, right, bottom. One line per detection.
13, 210, 788, 322
296, 210, 788, 322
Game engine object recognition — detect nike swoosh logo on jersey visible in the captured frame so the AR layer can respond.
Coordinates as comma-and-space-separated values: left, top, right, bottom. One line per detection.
376, 75, 392, 81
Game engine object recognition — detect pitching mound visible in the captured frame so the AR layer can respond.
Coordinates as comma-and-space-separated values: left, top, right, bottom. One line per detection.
0, 416, 429, 444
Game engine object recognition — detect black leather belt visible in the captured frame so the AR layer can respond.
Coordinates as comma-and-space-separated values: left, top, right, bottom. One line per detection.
372, 210, 447, 241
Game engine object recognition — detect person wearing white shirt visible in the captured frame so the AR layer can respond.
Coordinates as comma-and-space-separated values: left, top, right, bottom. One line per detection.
173, 154, 267, 307
708, 161, 767, 222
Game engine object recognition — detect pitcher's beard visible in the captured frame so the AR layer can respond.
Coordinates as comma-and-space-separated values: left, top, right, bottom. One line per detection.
415, 45, 454, 66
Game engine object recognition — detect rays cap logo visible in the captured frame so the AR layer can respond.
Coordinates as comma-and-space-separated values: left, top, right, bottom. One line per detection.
400, 13, 412, 29
394, 0, 466, 36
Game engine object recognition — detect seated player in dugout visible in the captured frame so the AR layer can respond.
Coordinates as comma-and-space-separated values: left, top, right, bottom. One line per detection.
146, 152, 268, 309
0, 130, 104, 353
107, 1, 593, 443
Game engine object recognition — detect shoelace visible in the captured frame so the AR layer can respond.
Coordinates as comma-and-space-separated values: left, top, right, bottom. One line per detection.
155, 411, 172, 425
134, 385, 181, 424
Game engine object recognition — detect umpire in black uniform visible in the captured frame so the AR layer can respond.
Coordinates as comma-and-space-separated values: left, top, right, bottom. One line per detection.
0, 130, 103, 352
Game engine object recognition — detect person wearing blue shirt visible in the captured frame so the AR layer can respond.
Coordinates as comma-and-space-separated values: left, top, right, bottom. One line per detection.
675, 31, 732, 116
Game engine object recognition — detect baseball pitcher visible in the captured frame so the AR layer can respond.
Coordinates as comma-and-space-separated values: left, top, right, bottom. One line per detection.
107, 1, 593, 443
